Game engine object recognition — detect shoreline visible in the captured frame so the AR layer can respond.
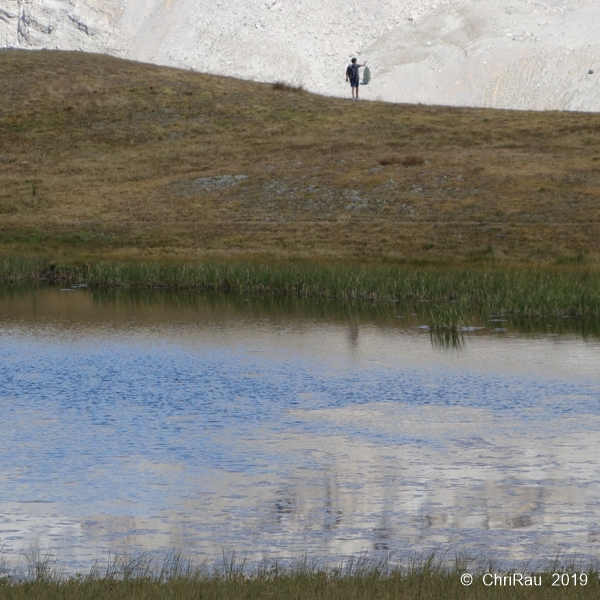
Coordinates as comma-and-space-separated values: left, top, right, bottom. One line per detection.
2, 258, 600, 326
2, 51, 600, 267
2, 551, 600, 598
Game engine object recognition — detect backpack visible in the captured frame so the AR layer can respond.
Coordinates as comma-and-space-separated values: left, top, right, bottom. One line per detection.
362, 66, 371, 85
346, 63, 359, 79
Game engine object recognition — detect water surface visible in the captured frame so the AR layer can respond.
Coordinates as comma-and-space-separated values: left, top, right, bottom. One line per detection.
1, 287, 599, 572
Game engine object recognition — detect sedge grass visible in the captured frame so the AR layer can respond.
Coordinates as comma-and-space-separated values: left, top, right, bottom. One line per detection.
2, 258, 600, 329
2, 550, 600, 600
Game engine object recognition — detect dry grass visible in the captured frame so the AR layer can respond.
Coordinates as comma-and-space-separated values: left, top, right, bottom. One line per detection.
1, 49, 600, 266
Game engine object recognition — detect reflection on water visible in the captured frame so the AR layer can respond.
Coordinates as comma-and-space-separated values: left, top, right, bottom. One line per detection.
1, 287, 600, 572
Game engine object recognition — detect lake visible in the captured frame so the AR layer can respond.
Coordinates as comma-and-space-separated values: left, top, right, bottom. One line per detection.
1, 287, 599, 574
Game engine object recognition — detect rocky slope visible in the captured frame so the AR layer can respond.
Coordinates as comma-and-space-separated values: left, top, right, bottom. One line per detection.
1, 0, 599, 110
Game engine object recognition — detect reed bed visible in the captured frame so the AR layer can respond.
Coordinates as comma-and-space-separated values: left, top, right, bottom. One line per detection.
2, 258, 600, 331
2, 551, 600, 600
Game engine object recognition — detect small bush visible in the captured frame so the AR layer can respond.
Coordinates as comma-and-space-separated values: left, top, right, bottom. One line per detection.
379, 155, 425, 167
272, 81, 304, 93
402, 155, 426, 167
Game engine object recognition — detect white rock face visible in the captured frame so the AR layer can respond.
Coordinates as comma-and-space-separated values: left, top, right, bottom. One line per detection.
1, 0, 599, 111
0, 0, 123, 50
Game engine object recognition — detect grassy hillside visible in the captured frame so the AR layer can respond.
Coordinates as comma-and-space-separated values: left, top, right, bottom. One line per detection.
1, 49, 600, 266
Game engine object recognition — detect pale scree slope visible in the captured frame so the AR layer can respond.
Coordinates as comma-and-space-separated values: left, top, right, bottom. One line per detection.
1, 0, 599, 110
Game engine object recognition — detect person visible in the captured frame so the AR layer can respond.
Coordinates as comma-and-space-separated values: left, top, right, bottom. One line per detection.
346, 58, 367, 100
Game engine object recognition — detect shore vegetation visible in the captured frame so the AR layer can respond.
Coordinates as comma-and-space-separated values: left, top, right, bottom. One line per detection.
2, 257, 600, 331
2, 50, 600, 328
2, 551, 600, 600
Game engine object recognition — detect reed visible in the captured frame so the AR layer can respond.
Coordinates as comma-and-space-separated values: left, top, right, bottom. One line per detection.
2, 258, 600, 326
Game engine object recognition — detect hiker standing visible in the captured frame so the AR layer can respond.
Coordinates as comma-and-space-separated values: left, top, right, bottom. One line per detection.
346, 58, 366, 100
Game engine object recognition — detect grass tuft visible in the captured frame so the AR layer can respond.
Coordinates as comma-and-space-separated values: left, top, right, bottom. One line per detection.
2, 550, 600, 599
271, 81, 304, 93
379, 155, 426, 167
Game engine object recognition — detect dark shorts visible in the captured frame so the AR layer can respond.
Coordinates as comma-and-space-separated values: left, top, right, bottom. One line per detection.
349, 77, 360, 88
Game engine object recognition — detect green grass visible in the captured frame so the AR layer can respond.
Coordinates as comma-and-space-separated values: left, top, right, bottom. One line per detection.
2, 257, 600, 331
2, 551, 600, 600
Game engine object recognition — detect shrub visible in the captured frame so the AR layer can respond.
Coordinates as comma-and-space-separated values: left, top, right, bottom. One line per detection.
379, 155, 425, 167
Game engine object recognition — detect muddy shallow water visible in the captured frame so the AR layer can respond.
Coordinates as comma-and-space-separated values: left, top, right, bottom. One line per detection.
1, 287, 599, 573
